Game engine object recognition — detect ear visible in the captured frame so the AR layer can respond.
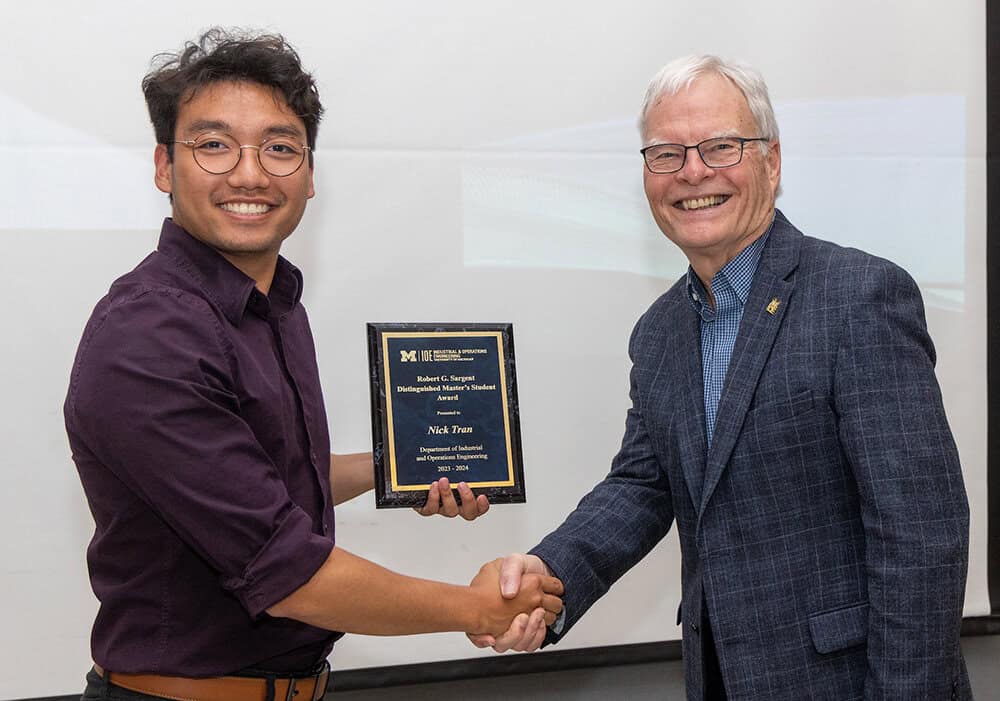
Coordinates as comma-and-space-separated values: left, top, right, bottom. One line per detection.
154, 143, 173, 194
305, 163, 315, 200
766, 140, 781, 194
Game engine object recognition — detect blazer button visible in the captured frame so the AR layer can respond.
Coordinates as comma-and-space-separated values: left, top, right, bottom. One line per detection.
690, 622, 699, 633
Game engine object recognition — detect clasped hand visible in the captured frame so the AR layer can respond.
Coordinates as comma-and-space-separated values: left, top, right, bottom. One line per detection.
467, 553, 557, 651
468, 557, 562, 638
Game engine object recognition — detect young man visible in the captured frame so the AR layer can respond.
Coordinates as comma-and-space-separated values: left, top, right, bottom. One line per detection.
67, 29, 561, 700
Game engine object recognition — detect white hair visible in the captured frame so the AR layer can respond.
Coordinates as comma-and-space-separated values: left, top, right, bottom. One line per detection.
639, 55, 779, 145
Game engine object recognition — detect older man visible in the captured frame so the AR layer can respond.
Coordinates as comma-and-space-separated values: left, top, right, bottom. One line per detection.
473, 55, 971, 700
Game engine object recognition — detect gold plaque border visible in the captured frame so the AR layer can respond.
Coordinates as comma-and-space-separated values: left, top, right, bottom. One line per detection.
381, 330, 515, 491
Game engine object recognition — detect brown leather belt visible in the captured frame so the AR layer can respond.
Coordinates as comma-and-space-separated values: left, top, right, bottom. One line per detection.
94, 662, 330, 701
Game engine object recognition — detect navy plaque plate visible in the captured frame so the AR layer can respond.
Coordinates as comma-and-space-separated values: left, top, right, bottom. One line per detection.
367, 323, 526, 508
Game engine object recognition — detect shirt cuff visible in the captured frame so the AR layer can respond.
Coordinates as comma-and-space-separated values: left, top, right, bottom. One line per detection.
550, 606, 567, 635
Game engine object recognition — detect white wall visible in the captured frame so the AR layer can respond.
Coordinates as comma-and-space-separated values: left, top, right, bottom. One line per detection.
0, 1, 987, 697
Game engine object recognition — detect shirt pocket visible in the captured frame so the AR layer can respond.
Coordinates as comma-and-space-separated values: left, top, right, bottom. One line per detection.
808, 601, 868, 654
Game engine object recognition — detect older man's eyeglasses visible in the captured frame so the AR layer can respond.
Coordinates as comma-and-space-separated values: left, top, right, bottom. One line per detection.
641, 136, 769, 174
172, 133, 311, 177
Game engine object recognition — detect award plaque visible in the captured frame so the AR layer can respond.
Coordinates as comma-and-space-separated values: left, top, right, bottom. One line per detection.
367, 323, 526, 508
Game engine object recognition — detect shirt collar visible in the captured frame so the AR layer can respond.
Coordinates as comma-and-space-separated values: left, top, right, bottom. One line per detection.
156, 218, 304, 326
685, 216, 774, 316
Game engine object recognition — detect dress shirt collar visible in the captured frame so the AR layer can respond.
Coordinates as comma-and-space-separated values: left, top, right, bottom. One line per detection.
156, 218, 304, 326
685, 215, 775, 318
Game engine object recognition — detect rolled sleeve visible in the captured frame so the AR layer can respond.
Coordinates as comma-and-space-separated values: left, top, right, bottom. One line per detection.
224, 506, 333, 618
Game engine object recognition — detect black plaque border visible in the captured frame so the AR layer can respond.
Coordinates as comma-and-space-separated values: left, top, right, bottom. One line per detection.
367, 322, 526, 508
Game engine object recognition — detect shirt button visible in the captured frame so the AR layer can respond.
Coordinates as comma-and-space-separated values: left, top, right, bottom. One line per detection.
323, 523, 330, 535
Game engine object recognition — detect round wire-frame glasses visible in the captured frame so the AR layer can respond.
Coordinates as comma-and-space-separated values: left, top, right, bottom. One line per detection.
172, 133, 311, 177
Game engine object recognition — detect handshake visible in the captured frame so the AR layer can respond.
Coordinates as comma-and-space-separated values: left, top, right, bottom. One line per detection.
468, 553, 558, 653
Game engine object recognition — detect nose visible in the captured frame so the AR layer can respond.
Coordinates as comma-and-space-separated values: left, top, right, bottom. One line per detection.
226, 145, 270, 189
677, 145, 712, 184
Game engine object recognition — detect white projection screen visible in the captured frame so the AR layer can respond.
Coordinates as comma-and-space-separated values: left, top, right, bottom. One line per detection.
0, 1, 990, 697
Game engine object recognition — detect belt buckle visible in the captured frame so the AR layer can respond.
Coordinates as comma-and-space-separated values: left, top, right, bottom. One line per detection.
313, 660, 331, 700
287, 660, 330, 701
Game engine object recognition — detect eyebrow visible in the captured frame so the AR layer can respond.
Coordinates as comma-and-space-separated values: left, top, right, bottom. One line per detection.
643, 131, 744, 148
182, 120, 306, 141
185, 119, 230, 135
262, 124, 307, 140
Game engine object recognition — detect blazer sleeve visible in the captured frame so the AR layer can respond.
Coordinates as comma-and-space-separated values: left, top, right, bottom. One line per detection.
530, 316, 676, 640
833, 258, 969, 698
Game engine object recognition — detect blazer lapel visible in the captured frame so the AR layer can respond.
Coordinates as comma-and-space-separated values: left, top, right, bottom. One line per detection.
673, 298, 709, 509
698, 213, 802, 518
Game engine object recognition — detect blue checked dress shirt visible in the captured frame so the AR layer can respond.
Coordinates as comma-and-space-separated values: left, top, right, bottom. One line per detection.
687, 225, 772, 446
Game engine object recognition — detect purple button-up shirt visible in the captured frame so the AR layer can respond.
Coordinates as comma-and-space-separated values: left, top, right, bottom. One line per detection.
65, 219, 340, 676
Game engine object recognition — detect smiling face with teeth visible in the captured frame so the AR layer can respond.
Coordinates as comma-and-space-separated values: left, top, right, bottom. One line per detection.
642, 73, 780, 287
154, 80, 315, 290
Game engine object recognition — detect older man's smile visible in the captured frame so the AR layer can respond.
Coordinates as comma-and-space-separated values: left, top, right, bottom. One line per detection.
675, 194, 731, 211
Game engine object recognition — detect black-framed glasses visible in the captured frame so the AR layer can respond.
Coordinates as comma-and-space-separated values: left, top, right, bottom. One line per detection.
172, 133, 311, 177
640, 136, 769, 174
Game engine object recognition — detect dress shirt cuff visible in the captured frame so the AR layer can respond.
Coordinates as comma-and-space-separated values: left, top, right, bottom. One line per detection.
550, 606, 567, 635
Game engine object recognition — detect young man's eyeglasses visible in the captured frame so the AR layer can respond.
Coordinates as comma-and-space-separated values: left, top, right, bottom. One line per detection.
172, 133, 311, 177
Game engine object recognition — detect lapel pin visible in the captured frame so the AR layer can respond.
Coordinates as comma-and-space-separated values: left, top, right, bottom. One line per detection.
766, 297, 781, 315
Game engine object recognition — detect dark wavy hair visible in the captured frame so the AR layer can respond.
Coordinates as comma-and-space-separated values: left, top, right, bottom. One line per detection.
142, 28, 323, 162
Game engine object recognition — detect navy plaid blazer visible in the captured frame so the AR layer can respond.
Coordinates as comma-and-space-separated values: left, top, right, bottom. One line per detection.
532, 211, 971, 700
